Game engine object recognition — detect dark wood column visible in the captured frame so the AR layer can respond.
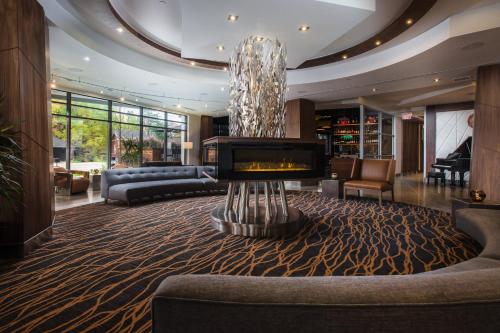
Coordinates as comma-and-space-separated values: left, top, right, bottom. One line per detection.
285, 99, 316, 139
470, 64, 500, 201
424, 109, 436, 175
0, 0, 54, 257
199, 115, 213, 162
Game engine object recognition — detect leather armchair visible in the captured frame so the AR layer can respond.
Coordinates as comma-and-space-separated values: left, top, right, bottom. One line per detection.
343, 159, 395, 205
54, 167, 90, 195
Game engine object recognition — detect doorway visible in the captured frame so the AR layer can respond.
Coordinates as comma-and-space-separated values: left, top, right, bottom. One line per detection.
402, 119, 424, 173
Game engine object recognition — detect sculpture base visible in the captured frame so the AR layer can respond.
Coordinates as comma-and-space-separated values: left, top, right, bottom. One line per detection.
210, 204, 304, 238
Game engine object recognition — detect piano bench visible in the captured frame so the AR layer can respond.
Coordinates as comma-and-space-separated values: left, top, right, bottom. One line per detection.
427, 171, 446, 186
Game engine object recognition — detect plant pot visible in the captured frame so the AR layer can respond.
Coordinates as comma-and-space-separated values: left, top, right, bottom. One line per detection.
90, 174, 101, 191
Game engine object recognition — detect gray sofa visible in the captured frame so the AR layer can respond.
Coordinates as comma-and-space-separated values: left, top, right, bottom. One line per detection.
101, 166, 226, 204
152, 208, 500, 333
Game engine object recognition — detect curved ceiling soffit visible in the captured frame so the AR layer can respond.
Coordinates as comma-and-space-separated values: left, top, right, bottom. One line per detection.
107, 0, 436, 71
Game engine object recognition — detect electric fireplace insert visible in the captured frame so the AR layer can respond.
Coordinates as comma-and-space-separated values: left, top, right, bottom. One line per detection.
202, 136, 325, 180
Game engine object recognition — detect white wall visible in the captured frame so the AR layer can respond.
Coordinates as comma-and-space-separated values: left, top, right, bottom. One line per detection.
435, 109, 474, 179
187, 114, 201, 165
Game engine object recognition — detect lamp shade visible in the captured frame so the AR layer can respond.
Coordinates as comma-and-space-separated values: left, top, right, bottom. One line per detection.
182, 141, 193, 150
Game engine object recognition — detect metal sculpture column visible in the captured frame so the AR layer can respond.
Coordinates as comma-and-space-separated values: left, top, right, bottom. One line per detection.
210, 36, 303, 238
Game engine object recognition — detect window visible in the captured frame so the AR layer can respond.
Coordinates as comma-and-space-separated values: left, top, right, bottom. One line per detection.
50, 90, 188, 171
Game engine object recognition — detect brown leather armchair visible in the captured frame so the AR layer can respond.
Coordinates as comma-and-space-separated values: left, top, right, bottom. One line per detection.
54, 167, 90, 195
343, 159, 396, 205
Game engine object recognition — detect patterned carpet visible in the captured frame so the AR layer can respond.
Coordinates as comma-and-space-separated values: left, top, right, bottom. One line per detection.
0, 192, 480, 333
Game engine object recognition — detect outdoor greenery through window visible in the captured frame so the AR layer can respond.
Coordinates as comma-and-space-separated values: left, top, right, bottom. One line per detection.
51, 90, 187, 171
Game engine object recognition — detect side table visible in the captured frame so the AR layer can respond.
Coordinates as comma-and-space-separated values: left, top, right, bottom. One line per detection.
451, 198, 500, 223
321, 179, 346, 199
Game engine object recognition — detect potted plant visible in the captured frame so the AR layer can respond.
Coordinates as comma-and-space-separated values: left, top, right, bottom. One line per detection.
0, 124, 28, 212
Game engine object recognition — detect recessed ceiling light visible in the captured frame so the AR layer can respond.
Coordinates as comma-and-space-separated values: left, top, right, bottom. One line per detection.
374, 40, 382, 46
434, 77, 440, 83
51, 79, 56, 83
190, 61, 196, 66
120, 97, 125, 102
372, 88, 377, 92
227, 14, 238, 22
83, 56, 90, 61
298, 25, 310, 32
223, 67, 228, 71
99, 90, 104, 94
176, 104, 182, 108
342, 54, 348, 60
50, 83, 56, 89
135, 98, 139, 102
216, 45, 225, 51
256, 36, 264, 42
405, 18, 414, 26
220, 87, 225, 91
116, 27, 124, 33
204, 104, 208, 108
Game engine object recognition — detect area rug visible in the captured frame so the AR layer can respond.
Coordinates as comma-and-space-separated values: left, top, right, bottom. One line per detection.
0, 192, 481, 333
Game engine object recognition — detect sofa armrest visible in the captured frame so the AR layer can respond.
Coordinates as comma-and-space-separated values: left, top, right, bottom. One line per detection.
152, 272, 500, 333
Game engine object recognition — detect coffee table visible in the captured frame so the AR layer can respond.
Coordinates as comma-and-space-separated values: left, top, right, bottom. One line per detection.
451, 198, 500, 223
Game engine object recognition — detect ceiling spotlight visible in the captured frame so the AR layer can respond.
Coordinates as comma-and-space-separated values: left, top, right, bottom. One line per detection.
372, 88, 377, 92
223, 67, 228, 71
227, 14, 239, 22
406, 18, 414, 26
135, 98, 139, 102
342, 54, 348, 60
176, 104, 182, 108
216, 45, 225, 51
434, 77, 440, 83
190, 61, 196, 66
99, 90, 104, 94
220, 87, 225, 91
256, 36, 264, 42
298, 25, 310, 32
374, 40, 382, 46
83, 56, 90, 61
116, 27, 124, 33
50, 83, 56, 89
120, 97, 125, 102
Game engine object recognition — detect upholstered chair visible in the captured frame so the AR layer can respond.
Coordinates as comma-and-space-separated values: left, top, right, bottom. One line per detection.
53, 166, 90, 195
343, 159, 396, 205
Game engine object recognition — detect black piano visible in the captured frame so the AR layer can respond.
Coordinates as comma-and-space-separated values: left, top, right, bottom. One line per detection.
431, 137, 472, 187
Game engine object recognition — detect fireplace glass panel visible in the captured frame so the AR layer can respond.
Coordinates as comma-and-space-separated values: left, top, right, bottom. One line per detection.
233, 149, 313, 172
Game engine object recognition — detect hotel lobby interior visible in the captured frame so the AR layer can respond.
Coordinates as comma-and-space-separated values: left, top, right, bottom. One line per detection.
1, 0, 500, 332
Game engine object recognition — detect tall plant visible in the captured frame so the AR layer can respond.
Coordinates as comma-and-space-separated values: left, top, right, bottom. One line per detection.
120, 138, 141, 167
0, 124, 27, 209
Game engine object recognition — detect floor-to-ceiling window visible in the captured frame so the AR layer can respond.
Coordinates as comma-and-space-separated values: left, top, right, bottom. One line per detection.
51, 90, 188, 171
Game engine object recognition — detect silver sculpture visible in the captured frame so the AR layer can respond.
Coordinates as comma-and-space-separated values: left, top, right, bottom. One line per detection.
211, 37, 302, 238
228, 36, 287, 138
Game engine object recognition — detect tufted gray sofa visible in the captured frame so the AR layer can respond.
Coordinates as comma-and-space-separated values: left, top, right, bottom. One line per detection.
101, 166, 226, 205
152, 208, 500, 333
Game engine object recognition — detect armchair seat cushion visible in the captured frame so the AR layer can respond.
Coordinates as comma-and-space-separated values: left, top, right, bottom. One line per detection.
344, 180, 392, 191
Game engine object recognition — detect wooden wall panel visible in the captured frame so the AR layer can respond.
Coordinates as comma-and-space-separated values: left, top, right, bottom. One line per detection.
0, 0, 53, 257
285, 99, 316, 139
425, 109, 436, 174
402, 120, 422, 173
470, 64, 500, 202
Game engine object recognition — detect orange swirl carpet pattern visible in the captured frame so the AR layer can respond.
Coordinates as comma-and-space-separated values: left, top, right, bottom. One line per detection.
0, 192, 480, 333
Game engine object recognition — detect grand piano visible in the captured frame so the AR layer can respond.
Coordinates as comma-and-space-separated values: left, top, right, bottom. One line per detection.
431, 136, 472, 187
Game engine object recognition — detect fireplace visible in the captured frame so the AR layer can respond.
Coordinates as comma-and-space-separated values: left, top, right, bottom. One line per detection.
202, 136, 325, 181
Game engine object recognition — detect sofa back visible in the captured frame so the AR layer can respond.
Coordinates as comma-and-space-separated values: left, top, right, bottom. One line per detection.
101, 166, 217, 198
352, 159, 395, 184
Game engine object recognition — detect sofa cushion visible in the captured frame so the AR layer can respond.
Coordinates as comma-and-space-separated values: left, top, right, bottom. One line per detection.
108, 179, 205, 201
344, 180, 392, 191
